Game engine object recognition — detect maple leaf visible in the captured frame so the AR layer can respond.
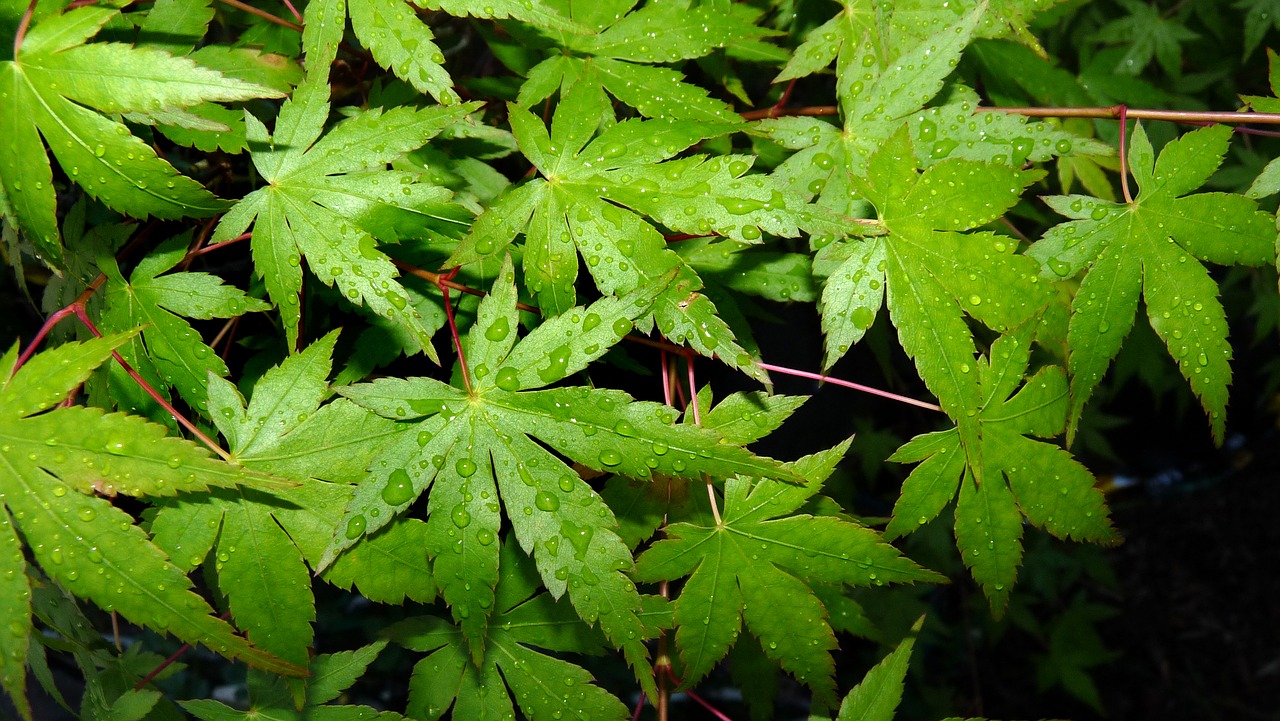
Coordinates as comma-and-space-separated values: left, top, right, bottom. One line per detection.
1094, 0, 1198, 78
210, 76, 477, 354
0, 333, 302, 719
389, 542, 665, 721
98, 233, 271, 417
182, 639, 412, 721
0, 5, 283, 265
1027, 122, 1276, 443
448, 80, 841, 380
884, 323, 1118, 612
765, 3, 1094, 240
1237, 0, 1280, 59
832, 618, 921, 721
289, 0, 460, 105
153, 331, 437, 669
812, 126, 1050, 483
420, 0, 588, 33
633, 440, 943, 705
210, 0, 478, 354
769, 3, 987, 209
514, 0, 774, 121
318, 257, 797, 694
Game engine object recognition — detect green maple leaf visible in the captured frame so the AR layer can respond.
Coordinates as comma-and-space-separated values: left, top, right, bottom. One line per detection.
764, 2, 987, 234
765, 2, 1092, 238
449, 80, 842, 380
832, 618, 921, 721
633, 440, 942, 705
153, 331, 437, 669
888, 0, 1069, 52
182, 640, 410, 721
815, 126, 1050, 481
0, 333, 302, 719
1094, 0, 1198, 78
884, 323, 1118, 612
1028, 123, 1276, 443
210, 78, 477, 354
390, 543, 661, 721
1237, 0, 1280, 59
319, 257, 797, 694
815, 617, 991, 721
419, 0, 588, 33
515, 0, 774, 121
0, 5, 283, 265
289, 0, 459, 104
212, 0, 477, 353
98, 233, 271, 417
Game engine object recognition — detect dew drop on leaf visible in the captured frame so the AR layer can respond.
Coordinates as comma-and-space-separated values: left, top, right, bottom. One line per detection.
455, 458, 478, 477
485, 316, 510, 342
451, 504, 471, 528
345, 515, 367, 539
538, 344, 571, 382
718, 198, 764, 215
599, 449, 622, 466
495, 367, 520, 391
381, 469, 414, 505
535, 491, 560, 512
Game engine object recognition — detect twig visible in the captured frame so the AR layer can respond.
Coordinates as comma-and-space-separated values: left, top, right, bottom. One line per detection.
215, 0, 302, 31
757, 361, 943, 412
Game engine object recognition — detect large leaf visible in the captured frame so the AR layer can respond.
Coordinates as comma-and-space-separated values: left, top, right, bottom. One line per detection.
320, 259, 797, 694
0, 6, 281, 264
1028, 123, 1276, 442
634, 441, 942, 704
886, 324, 1119, 612
0, 334, 301, 719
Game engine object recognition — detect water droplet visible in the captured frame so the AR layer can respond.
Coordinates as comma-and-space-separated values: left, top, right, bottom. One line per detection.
485, 316, 511, 342
495, 367, 520, 391
381, 468, 414, 505
455, 458, 478, 477
535, 491, 560, 512
599, 449, 622, 466
345, 515, 367, 539
451, 504, 471, 528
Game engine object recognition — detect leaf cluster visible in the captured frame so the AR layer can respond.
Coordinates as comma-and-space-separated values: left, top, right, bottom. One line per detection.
2, 0, 1278, 718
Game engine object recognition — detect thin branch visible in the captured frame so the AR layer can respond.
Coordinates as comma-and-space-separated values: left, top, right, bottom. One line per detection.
215, 0, 302, 31
13, 0, 37, 58
683, 356, 723, 526
757, 361, 943, 412
279, 0, 303, 23
436, 268, 472, 394
1119, 105, 1133, 203
72, 305, 232, 461
741, 102, 1280, 127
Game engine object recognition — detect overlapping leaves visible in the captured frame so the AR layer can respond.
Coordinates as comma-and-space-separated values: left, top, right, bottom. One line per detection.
182, 640, 410, 721
514, 0, 774, 121
1028, 122, 1276, 442
322, 257, 797, 693
212, 0, 476, 353
814, 126, 1049, 460
389, 542, 664, 721
0, 5, 282, 265
448, 80, 844, 380
99, 234, 270, 417
885, 324, 1118, 612
634, 440, 942, 705
0, 334, 301, 720
153, 331, 437, 670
